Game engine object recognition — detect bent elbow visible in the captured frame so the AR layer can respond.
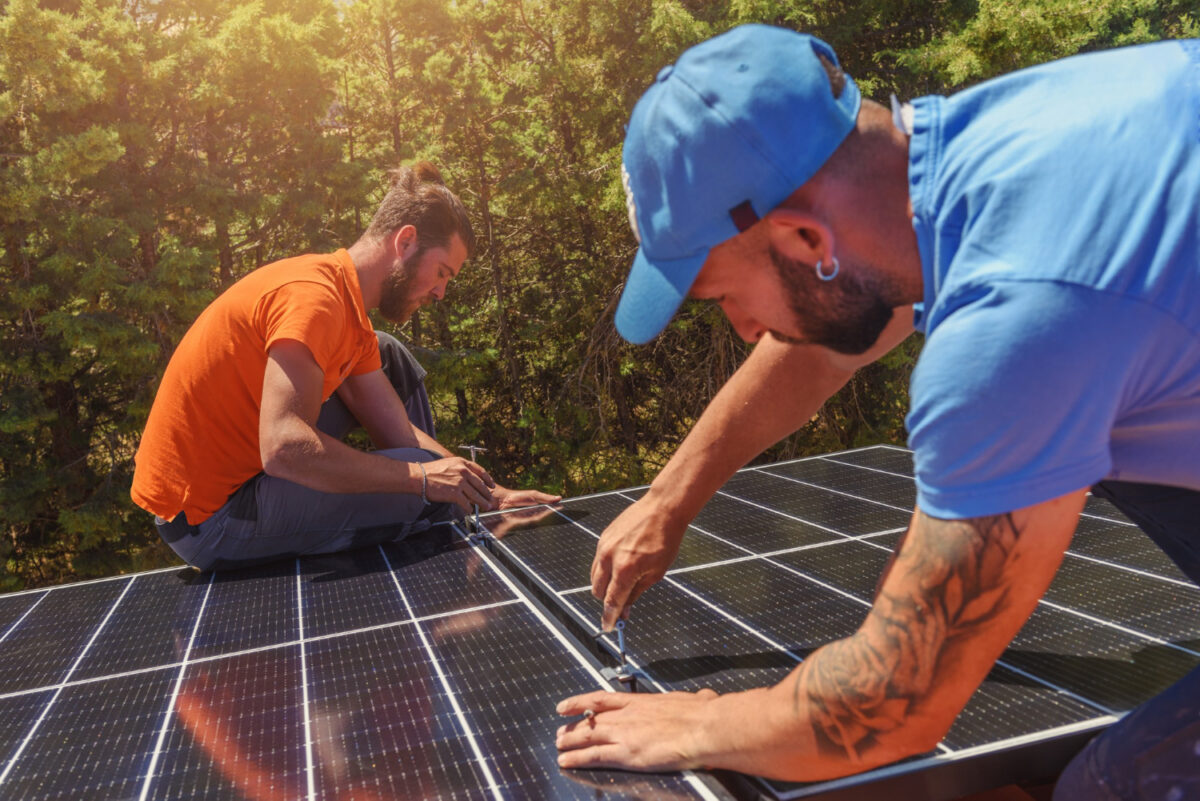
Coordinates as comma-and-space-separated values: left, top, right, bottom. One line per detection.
260, 442, 287, 478
260, 436, 303, 480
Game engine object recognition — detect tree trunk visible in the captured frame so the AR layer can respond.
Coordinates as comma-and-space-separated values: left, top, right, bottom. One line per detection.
473, 139, 524, 414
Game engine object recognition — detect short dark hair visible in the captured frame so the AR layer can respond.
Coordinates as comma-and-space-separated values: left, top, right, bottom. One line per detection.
364, 161, 476, 259
816, 53, 846, 99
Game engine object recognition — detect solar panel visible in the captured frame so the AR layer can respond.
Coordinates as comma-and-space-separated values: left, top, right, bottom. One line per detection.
0, 445, 1194, 801
0, 525, 725, 800
481, 446, 1200, 799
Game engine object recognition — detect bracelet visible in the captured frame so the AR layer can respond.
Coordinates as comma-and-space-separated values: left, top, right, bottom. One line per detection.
417, 462, 429, 505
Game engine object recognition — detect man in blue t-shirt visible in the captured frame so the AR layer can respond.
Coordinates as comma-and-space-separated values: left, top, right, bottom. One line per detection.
555, 25, 1200, 800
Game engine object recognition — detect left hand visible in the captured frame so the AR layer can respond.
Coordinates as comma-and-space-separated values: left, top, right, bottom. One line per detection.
492, 484, 561, 510
555, 689, 719, 772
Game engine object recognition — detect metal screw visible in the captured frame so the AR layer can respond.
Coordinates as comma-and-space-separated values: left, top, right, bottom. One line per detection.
458, 445, 487, 532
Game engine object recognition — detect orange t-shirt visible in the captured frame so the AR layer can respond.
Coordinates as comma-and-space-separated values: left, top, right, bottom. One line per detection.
131, 250, 381, 524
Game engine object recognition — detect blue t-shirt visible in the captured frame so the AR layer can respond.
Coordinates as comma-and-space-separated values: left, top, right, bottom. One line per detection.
906, 39, 1200, 519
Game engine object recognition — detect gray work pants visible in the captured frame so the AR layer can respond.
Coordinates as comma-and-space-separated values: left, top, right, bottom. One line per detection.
156, 332, 456, 571
1053, 480, 1200, 801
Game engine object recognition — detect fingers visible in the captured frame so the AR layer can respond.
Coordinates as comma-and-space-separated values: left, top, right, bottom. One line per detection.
422, 458, 497, 511
557, 743, 629, 770
556, 691, 625, 717
495, 489, 563, 510
460, 474, 495, 510
589, 551, 612, 606
601, 571, 637, 632
463, 459, 496, 489
458, 461, 496, 510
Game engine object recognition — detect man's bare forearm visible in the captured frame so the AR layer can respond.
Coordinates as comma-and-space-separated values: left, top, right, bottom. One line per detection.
263, 417, 424, 496
689, 494, 1082, 781
792, 513, 1020, 766
413, 427, 453, 458
682, 512, 1024, 779
645, 310, 913, 523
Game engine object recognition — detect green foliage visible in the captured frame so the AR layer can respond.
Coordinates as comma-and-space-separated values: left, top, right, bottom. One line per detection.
902, 0, 1199, 87
1, 0, 1193, 589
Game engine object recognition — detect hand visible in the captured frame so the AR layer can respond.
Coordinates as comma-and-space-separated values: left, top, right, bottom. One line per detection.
492, 484, 562, 510
555, 689, 719, 772
420, 457, 496, 514
590, 495, 688, 631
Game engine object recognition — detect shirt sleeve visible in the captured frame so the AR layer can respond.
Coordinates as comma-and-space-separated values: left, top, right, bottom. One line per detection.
349, 334, 382, 376
256, 281, 348, 373
906, 279, 1152, 519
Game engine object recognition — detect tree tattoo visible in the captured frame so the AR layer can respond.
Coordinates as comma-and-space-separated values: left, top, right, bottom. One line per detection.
792, 511, 1022, 761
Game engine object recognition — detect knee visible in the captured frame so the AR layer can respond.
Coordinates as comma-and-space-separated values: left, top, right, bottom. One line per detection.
376, 446, 441, 463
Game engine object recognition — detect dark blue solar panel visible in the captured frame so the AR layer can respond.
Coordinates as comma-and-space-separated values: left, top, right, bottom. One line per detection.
1, 445, 1194, 801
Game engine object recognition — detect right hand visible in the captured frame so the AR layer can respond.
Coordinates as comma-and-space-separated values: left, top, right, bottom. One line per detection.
590, 495, 688, 631
420, 457, 496, 514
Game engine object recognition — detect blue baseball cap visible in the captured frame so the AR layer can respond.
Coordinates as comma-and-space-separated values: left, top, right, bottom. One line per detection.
615, 24, 861, 344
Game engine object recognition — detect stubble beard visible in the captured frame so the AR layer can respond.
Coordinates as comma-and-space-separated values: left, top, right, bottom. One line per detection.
767, 244, 895, 355
379, 257, 421, 325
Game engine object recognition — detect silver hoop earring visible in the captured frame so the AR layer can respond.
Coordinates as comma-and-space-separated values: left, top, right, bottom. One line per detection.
815, 257, 840, 282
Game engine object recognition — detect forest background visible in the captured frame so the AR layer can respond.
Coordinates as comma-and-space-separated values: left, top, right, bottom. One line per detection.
2, 0, 1195, 590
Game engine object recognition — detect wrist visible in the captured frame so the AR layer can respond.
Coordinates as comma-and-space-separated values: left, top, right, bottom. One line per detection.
696, 687, 779, 774
406, 462, 429, 503
643, 475, 704, 532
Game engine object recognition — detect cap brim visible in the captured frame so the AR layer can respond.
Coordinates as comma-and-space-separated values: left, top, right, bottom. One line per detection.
614, 246, 708, 345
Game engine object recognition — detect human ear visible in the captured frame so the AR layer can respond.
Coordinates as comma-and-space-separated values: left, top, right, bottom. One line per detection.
391, 225, 418, 259
763, 207, 835, 266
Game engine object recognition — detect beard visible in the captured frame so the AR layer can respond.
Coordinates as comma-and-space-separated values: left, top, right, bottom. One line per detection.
378, 254, 422, 324
767, 244, 895, 355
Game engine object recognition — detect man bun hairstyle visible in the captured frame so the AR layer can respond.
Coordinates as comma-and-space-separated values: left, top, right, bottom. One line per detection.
365, 160, 476, 259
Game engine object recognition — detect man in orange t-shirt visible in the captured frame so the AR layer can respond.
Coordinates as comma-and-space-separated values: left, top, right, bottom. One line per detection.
132, 163, 559, 570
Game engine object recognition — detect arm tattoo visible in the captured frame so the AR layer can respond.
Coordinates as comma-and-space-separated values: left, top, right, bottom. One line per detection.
793, 512, 1021, 761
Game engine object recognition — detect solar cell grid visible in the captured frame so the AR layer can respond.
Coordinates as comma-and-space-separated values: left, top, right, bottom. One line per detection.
561, 584, 798, 693
73, 570, 209, 680
189, 560, 297, 659
935, 665, 1106, 752
822, 445, 915, 475
0, 578, 129, 693
487, 511, 600, 593
1042, 558, 1200, 643
381, 535, 517, 618
672, 558, 866, 652
303, 622, 492, 799
426, 600, 706, 800
627, 486, 870, 555
1068, 517, 1192, 583
762, 458, 919, 509
0, 592, 45, 642
1, 445, 1195, 801
148, 646, 307, 800
1082, 494, 1132, 523
0, 692, 53, 782
2, 667, 177, 801
720, 470, 912, 535
299, 546, 411, 639
595, 493, 748, 568
1002, 606, 1199, 712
